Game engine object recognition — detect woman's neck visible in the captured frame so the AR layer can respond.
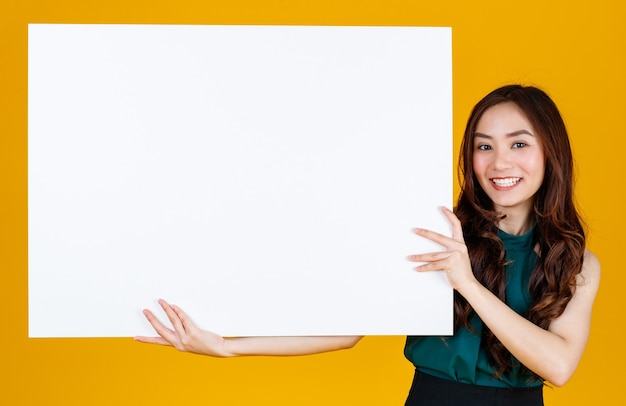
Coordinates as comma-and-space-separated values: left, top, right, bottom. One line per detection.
496, 209, 536, 236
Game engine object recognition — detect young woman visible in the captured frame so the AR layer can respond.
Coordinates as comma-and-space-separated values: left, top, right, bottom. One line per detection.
135, 85, 600, 405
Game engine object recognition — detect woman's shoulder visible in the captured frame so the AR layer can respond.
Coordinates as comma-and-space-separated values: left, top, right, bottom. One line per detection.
579, 249, 601, 289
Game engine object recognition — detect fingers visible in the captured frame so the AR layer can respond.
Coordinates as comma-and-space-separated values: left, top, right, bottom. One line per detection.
141, 308, 177, 343
408, 251, 449, 263
171, 304, 196, 334
142, 308, 169, 333
408, 251, 453, 272
410, 208, 470, 282
412, 227, 444, 242
440, 206, 464, 242
159, 299, 185, 336
414, 260, 450, 272
133, 335, 171, 346
136, 301, 189, 349
412, 207, 465, 247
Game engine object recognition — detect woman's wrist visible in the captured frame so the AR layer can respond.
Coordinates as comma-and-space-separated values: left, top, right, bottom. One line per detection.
454, 278, 483, 301
220, 337, 238, 358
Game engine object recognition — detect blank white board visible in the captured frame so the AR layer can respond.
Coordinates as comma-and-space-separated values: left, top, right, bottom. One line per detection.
28, 24, 453, 337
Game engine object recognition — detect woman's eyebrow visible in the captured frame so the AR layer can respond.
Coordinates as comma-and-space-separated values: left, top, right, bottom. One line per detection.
506, 129, 535, 137
474, 129, 534, 139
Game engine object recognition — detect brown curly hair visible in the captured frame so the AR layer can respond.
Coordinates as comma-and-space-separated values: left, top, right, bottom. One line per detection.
455, 84, 586, 379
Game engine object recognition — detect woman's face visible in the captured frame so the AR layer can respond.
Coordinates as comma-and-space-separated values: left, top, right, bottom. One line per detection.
472, 102, 545, 216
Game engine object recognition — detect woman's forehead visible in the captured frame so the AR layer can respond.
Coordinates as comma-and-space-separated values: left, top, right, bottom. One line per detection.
474, 102, 535, 137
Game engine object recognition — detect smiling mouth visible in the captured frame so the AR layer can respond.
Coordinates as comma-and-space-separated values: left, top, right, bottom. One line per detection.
491, 177, 521, 187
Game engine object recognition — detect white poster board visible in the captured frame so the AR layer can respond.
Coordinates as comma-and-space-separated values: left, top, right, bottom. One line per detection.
28, 24, 453, 338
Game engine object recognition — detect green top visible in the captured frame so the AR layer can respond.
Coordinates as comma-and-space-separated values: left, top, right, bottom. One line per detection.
404, 226, 542, 388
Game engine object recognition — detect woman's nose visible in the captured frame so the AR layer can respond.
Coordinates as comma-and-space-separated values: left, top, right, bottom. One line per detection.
492, 149, 513, 170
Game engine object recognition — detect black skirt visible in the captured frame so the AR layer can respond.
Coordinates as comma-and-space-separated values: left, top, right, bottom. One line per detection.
405, 370, 544, 406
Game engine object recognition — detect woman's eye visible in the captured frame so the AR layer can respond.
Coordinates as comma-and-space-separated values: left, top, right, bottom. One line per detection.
477, 144, 491, 151
512, 142, 526, 149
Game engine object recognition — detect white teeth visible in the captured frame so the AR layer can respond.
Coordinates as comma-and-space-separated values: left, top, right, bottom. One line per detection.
492, 177, 521, 187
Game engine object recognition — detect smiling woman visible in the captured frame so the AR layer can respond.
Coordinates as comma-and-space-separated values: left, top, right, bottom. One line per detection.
136, 85, 600, 406
409, 85, 599, 392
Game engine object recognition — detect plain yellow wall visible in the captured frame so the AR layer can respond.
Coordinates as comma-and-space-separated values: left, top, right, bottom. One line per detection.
1, 0, 623, 404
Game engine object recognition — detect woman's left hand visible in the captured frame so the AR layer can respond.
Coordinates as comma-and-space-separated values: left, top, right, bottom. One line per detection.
135, 299, 233, 357
408, 206, 477, 291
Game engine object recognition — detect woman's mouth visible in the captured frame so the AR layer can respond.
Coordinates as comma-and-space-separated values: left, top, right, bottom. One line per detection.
491, 177, 521, 188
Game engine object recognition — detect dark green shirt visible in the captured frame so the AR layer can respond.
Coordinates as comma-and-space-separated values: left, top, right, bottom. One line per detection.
404, 226, 542, 388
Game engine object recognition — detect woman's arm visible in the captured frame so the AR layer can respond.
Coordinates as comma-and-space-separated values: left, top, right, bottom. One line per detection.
134, 299, 363, 357
409, 207, 601, 386
457, 251, 599, 386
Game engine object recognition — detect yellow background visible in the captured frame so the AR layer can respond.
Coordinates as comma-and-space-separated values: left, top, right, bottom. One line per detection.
1, 0, 623, 404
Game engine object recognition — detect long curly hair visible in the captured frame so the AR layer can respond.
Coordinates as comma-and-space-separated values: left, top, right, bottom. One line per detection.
454, 85, 586, 379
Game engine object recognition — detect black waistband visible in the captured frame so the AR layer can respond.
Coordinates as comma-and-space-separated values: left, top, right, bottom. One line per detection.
405, 370, 544, 406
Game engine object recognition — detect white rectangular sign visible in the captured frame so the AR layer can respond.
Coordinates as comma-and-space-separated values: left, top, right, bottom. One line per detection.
28, 24, 453, 337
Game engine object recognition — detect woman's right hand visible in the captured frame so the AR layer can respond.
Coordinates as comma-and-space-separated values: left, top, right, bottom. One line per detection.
134, 299, 234, 357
